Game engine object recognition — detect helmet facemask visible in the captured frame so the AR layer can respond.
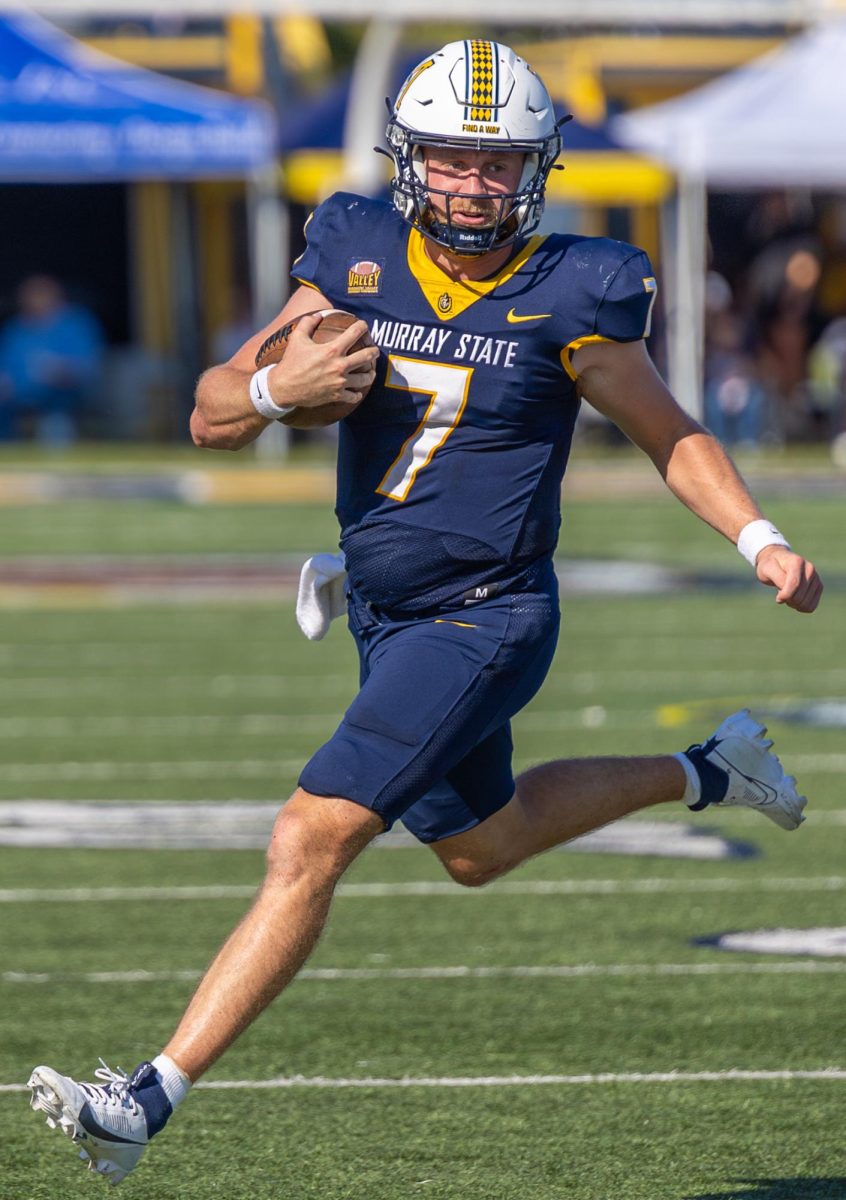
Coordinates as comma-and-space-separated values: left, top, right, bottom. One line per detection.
387, 126, 555, 255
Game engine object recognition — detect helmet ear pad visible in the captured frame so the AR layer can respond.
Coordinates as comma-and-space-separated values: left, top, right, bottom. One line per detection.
518, 153, 540, 195
411, 144, 428, 207
512, 152, 541, 230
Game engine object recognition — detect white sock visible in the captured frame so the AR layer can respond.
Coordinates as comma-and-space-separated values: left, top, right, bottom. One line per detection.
151, 1054, 192, 1109
673, 751, 702, 808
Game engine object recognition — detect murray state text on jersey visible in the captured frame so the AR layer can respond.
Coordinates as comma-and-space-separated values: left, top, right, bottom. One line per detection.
370, 319, 520, 368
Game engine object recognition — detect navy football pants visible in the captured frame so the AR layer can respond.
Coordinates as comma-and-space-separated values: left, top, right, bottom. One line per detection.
299, 577, 560, 842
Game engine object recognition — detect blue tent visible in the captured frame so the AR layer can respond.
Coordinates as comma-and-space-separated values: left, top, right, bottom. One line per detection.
0, 11, 277, 180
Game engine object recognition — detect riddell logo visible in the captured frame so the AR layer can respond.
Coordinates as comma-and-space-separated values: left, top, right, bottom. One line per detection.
347, 260, 383, 295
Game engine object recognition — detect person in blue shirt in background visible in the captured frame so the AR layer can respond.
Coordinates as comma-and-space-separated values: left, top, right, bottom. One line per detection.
0, 274, 103, 444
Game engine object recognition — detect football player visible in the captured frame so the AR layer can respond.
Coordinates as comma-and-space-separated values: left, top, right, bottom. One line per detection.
29, 40, 822, 1184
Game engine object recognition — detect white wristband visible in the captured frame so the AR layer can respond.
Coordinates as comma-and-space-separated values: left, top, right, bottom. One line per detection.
249, 365, 295, 420
736, 519, 791, 566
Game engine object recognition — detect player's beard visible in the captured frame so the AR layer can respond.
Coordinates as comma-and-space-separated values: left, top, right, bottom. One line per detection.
446, 196, 506, 228
451, 199, 498, 225
424, 184, 513, 227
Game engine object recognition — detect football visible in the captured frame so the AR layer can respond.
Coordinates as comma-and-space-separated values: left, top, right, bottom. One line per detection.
254, 308, 374, 429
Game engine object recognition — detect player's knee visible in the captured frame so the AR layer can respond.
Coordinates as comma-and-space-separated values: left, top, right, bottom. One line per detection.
435, 808, 527, 888
441, 854, 513, 889
264, 789, 378, 888
263, 814, 345, 887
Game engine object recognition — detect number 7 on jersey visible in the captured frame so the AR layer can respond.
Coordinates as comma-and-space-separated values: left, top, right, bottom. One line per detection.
376, 355, 474, 502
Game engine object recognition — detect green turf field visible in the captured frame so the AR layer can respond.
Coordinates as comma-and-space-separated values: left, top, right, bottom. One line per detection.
1, 449, 844, 1199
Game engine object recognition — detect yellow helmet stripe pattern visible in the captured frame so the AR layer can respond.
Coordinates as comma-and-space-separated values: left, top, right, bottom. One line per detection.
466, 39, 497, 123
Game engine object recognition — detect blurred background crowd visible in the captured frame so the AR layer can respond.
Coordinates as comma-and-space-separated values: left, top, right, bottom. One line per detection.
1, 6, 845, 452
703, 193, 846, 450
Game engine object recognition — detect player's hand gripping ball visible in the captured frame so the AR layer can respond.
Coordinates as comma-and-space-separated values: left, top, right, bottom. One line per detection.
254, 309, 375, 429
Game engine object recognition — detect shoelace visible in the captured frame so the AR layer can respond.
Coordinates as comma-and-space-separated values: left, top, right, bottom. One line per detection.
78, 1060, 141, 1116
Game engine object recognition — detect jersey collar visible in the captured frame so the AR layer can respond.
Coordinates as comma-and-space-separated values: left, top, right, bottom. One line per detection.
406, 228, 547, 322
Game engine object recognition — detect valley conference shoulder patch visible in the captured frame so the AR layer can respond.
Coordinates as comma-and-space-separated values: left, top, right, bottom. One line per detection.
347, 259, 384, 296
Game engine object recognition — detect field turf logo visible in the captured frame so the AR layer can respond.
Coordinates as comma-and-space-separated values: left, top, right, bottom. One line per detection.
0, 804, 756, 859
347, 259, 383, 296
695, 928, 846, 957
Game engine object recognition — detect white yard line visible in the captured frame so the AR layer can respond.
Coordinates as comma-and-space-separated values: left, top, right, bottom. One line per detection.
5, 661, 846, 690
2, 1068, 844, 1094
0, 646, 353, 671
5, 801, 846, 818
0, 712, 343, 740
197, 1068, 846, 1089
4, 961, 846, 986
6, 665, 846, 699
0, 759, 306, 781
3, 801, 846, 838
0, 805, 761, 858
0, 676, 352, 700
2, 752, 845, 783
0, 877, 843, 903
0, 711, 594, 739
781, 755, 846, 772
0, 708, 651, 739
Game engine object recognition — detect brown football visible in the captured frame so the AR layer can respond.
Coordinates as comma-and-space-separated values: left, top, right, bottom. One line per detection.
254, 308, 374, 429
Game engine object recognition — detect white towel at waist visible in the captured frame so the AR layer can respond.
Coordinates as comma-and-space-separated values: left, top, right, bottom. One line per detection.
296, 551, 348, 640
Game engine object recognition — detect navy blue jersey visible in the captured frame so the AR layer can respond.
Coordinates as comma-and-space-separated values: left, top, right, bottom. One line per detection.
293, 193, 656, 613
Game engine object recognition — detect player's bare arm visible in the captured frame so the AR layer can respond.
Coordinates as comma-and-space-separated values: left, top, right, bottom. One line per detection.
191, 285, 378, 451
573, 338, 823, 613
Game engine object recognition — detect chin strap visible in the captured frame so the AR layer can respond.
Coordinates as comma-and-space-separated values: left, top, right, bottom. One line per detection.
424, 218, 496, 256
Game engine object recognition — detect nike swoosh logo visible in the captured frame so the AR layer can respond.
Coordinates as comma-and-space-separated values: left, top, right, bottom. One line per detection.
78, 1102, 146, 1144
506, 308, 552, 324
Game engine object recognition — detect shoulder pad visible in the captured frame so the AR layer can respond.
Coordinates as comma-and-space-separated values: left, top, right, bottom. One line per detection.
292, 194, 394, 295
591, 239, 658, 342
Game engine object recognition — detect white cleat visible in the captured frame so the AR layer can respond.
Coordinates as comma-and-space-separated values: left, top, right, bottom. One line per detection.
29, 1061, 149, 1185
683, 708, 807, 831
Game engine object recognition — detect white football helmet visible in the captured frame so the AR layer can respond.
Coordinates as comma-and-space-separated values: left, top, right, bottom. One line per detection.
386, 40, 562, 256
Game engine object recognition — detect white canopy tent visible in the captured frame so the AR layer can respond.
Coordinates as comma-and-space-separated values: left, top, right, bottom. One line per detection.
614, 19, 846, 416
